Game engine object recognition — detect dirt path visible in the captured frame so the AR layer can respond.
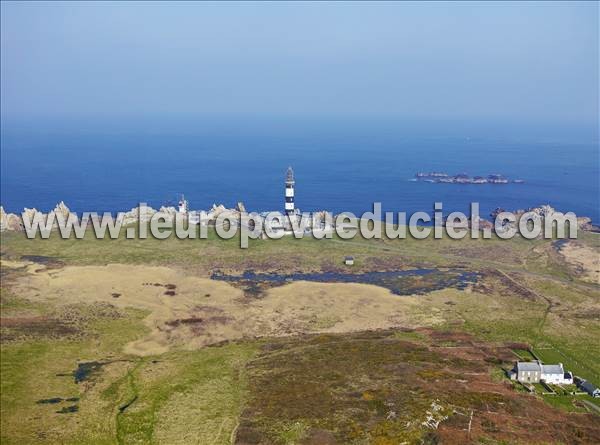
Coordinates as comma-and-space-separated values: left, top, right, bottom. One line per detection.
581, 400, 600, 415
494, 269, 554, 340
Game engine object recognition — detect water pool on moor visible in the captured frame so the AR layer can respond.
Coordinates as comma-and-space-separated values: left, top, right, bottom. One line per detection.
211, 268, 479, 296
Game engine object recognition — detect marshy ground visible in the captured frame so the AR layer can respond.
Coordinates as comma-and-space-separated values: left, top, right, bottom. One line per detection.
1, 228, 599, 444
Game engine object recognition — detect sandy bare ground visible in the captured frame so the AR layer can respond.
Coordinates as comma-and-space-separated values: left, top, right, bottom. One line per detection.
6, 262, 422, 356
558, 241, 600, 284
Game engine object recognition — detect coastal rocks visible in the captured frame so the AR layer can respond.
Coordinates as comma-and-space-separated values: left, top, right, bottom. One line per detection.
159, 206, 177, 215
0, 207, 25, 232
576, 217, 597, 232
0, 202, 242, 232
474, 216, 494, 232
209, 204, 227, 218
46, 202, 72, 229
157, 206, 177, 222
414, 172, 523, 184
122, 205, 158, 225
489, 204, 599, 236
53, 201, 71, 221
119, 203, 239, 225
0, 201, 596, 235
0, 206, 7, 231
5, 213, 23, 231
443, 214, 493, 232
207, 204, 241, 222
22, 207, 41, 223
0, 206, 22, 232
0, 204, 71, 232
35, 203, 71, 229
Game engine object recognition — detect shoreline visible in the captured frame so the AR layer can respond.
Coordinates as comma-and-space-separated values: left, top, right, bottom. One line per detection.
1, 201, 598, 236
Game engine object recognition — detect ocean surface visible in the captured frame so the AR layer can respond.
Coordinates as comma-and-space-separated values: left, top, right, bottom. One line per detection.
1, 116, 598, 223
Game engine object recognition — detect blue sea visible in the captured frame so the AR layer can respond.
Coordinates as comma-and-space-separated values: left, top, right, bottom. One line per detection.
1, 116, 598, 223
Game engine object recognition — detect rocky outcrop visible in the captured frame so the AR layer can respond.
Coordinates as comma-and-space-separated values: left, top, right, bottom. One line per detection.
0, 206, 7, 231
48, 201, 71, 222
1, 202, 74, 232
489, 204, 598, 235
53, 201, 71, 221
576, 216, 595, 231
209, 204, 227, 218
159, 206, 177, 215
122, 205, 158, 225
0, 206, 24, 232
0, 202, 241, 232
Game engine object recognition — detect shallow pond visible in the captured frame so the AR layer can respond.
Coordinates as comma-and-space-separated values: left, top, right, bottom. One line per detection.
20, 255, 65, 269
211, 268, 479, 296
73, 361, 105, 383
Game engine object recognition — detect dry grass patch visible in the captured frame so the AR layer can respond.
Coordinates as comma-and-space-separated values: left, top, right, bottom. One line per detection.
557, 241, 600, 284
10, 264, 426, 356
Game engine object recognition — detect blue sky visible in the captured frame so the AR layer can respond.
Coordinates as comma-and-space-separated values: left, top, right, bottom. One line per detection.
1, 1, 598, 124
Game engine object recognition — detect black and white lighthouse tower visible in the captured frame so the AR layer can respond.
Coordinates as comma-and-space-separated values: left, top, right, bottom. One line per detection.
285, 166, 295, 214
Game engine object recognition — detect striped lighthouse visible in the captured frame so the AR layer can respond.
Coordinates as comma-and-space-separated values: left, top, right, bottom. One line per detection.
285, 166, 295, 214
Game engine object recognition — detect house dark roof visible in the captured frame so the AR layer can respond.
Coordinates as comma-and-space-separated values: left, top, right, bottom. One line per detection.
580, 381, 599, 393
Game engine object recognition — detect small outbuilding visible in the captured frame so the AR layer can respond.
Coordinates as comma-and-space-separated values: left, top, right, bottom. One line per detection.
344, 256, 355, 266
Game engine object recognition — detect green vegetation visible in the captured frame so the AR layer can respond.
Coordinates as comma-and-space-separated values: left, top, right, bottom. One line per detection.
511, 348, 537, 361
0, 224, 578, 276
112, 344, 257, 445
0, 292, 257, 445
540, 394, 600, 414
1, 296, 147, 444
1, 226, 599, 443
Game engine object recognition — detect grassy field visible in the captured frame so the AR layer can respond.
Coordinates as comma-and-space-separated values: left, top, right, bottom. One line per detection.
0, 224, 583, 273
1, 227, 599, 444
1, 289, 257, 445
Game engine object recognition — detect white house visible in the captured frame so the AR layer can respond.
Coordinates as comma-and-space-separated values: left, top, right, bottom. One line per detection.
512, 361, 540, 383
511, 361, 573, 385
541, 363, 573, 385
